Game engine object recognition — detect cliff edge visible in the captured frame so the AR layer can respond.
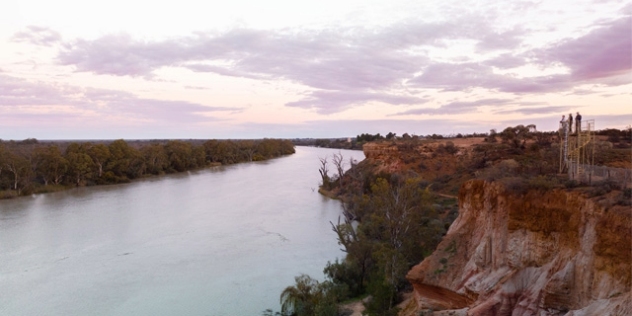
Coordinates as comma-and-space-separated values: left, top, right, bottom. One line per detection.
402, 180, 631, 316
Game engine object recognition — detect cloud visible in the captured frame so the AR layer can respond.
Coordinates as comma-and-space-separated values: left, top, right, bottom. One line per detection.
410, 16, 631, 94
50, 16, 534, 113
11, 26, 62, 46
393, 98, 514, 116
538, 16, 631, 81
184, 85, 211, 90
483, 53, 527, 69
0, 74, 231, 125
21, 11, 628, 115
235, 118, 489, 138
286, 90, 429, 114
476, 27, 525, 51
408, 61, 575, 93
494, 105, 577, 115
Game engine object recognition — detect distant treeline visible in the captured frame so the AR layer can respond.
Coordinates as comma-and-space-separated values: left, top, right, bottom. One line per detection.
0, 138, 295, 198
294, 127, 632, 151
293, 132, 490, 150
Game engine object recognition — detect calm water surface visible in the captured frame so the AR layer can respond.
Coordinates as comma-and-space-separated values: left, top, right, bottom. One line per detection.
0, 146, 364, 316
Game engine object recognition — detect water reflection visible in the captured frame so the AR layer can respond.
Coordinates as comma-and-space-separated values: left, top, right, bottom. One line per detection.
0, 147, 364, 316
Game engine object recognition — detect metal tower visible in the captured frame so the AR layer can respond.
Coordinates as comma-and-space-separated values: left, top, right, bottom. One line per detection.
559, 119, 595, 183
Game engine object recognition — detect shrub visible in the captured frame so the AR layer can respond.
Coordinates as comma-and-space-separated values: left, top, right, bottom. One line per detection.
527, 175, 559, 190
564, 180, 579, 189
616, 188, 632, 206
588, 179, 619, 197
444, 141, 458, 155
499, 177, 527, 194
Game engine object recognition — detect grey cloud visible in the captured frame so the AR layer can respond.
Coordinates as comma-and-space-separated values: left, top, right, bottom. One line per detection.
476, 27, 525, 51
394, 98, 514, 116
286, 90, 430, 114
45, 13, 629, 114
410, 17, 630, 94
495, 105, 577, 115
0, 74, 73, 106
483, 53, 527, 69
0, 74, 231, 124
52, 16, 532, 113
537, 16, 631, 81
409, 62, 573, 93
184, 85, 211, 90
11, 26, 62, 46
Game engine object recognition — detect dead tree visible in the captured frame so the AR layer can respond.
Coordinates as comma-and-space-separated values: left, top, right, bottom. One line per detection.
332, 152, 345, 188
318, 156, 330, 189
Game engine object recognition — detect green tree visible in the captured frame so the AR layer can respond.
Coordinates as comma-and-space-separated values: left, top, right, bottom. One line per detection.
500, 124, 536, 148
280, 275, 339, 316
0, 143, 6, 185
88, 144, 111, 178
238, 140, 257, 162
106, 139, 137, 178
34, 145, 68, 185
164, 140, 193, 172
3, 150, 32, 193
141, 144, 168, 175
65, 143, 95, 186
280, 274, 320, 315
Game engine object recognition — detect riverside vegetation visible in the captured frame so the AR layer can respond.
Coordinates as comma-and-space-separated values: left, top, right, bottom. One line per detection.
0, 138, 295, 199
266, 125, 631, 316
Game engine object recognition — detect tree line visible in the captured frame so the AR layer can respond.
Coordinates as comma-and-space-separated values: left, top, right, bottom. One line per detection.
0, 138, 295, 198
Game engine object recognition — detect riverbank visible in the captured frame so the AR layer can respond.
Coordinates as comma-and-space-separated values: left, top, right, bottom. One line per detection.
0, 138, 295, 200
0, 157, 288, 200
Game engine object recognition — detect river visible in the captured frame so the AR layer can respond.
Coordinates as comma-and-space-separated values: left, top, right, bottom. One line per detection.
0, 146, 364, 316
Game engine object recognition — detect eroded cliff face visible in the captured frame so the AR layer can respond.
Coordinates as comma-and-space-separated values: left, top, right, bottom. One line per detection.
402, 180, 631, 316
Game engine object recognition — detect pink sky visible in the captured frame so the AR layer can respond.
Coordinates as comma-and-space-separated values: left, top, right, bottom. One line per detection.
1, 0, 630, 139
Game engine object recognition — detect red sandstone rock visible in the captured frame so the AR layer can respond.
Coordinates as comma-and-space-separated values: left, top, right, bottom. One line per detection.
402, 180, 632, 316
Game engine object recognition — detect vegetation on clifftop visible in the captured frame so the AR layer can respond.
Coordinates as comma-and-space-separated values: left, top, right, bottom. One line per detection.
270, 125, 631, 316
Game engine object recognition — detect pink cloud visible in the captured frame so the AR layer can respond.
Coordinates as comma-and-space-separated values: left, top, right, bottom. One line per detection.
0, 74, 231, 124
47, 17, 527, 113
393, 98, 515, 116
11, 26, 62, 46
11, 12, 629, 116
286, 90, 429, 114
539, 16, 631, 81
494, 105, 577, 115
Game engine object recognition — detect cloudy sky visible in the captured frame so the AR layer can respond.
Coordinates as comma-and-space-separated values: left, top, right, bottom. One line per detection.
1, 0, 630, 139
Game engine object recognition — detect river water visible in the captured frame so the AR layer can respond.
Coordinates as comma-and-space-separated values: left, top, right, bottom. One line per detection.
0, 146, 364, 316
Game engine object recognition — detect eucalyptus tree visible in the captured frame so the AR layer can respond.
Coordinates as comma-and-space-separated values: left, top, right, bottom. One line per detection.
65, 143, 95, 186
34, 145, 68, 185
3, 150, 32, 193
141, 143, 168, 175
88, 144, 111, 178
106, 139, 137, 178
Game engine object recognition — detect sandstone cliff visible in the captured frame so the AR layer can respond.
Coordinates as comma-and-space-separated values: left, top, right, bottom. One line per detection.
402, 180, 631, 316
